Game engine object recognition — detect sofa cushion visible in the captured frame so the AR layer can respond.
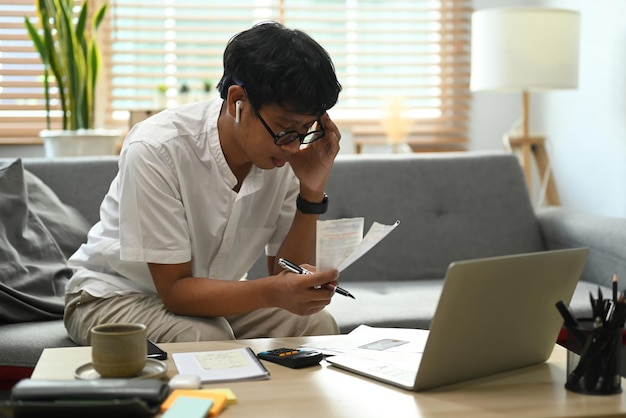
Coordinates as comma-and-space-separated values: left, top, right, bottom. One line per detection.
0, 159, 89, 324
20, 156, 119, 226
326, 280, 444, 333
322, 152, 546, 283
538, 206, 626, 287
0, 320, 77, 368
23, 164, 91, 259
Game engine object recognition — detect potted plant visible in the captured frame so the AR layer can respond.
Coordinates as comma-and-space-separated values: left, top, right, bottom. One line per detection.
24, 0, 122, 157
178, 82, 190, 104
156, 83, 168, 108
202, 79, 213, 100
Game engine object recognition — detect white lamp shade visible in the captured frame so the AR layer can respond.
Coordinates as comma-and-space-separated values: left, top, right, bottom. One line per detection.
470, 7, 580, 92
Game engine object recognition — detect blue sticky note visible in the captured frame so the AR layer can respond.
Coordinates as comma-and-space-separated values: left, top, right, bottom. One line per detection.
162, 396, 214, 418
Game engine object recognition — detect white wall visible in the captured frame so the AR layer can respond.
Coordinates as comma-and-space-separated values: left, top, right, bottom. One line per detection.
543, 0, 626, 217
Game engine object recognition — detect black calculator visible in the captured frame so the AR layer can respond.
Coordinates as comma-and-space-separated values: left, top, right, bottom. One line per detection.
257, 347, 323, 369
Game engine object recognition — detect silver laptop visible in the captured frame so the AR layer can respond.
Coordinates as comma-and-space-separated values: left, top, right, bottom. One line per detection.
326, 248, 589, 391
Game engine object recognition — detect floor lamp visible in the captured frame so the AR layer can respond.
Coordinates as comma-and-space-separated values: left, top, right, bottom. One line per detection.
470, 7, 580, 206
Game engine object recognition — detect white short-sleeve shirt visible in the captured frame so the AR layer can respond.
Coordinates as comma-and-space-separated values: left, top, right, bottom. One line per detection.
67, 98, 298, 297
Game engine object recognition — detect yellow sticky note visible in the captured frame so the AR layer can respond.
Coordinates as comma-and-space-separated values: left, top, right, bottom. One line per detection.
161, 389, 228, 417
206, 388, 237, 404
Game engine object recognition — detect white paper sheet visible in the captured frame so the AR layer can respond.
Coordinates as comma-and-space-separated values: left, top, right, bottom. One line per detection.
316, 218, 400, 272
301, 325, 429, 355
301, 325, 429, 370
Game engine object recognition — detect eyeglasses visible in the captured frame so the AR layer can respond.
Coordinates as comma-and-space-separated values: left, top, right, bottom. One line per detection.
251, 106, 325, 146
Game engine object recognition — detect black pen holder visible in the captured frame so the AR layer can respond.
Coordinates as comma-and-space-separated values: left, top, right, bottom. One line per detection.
565, 319, 622, 395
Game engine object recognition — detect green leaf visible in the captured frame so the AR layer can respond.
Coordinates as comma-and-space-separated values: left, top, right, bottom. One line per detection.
23, 18, 47, 62
76, 2, 87, 42
88, 43, 101, 128
93, 3, 108, 30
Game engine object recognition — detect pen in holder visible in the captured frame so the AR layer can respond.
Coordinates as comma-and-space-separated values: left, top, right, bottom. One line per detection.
558, 288, 626, 395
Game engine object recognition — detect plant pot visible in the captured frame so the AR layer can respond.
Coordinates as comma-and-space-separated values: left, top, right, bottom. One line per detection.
40, 129, 123, 157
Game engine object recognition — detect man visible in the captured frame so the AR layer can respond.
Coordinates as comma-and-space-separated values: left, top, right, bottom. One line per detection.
64, 21, 343, 344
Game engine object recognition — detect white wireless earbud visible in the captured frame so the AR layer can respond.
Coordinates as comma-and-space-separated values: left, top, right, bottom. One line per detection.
235, 100, 242, 123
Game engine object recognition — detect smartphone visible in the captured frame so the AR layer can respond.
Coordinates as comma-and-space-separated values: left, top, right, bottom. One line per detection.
147, 339, 168, 360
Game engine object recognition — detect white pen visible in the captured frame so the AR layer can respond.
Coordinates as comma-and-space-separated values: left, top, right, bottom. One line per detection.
278, 258, 355, 299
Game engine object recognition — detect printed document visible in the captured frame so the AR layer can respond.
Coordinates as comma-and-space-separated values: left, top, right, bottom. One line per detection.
316, 218, 399, 272
301, 325, 429, 370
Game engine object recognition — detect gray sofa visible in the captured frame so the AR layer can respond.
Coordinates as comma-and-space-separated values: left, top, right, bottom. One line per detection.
2, 152, 626, 384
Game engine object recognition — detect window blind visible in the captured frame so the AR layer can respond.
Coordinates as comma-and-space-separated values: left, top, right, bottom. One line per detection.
0, 0, 98, 143
1, 0, 56, 143
0, 0, 471, 144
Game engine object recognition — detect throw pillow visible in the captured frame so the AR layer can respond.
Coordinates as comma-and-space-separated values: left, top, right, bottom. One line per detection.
24, 168, 91, 259
0, 159, 90, 323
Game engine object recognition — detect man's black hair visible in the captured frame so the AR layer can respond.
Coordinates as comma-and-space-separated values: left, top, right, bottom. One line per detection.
217, 21, 342, 116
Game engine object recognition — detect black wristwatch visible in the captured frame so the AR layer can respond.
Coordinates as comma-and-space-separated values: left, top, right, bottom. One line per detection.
296, 193, 329, 214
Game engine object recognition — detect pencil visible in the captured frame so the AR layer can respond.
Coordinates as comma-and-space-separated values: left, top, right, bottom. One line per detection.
613, 273, 618, 302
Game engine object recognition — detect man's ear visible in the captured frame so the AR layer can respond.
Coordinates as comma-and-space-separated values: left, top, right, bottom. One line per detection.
227, 85, 245, 122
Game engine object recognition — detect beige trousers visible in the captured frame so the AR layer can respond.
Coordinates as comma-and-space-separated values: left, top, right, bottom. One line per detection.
64, 291, 339, 345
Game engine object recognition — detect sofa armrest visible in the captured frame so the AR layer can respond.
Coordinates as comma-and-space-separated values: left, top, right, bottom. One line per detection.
536, 206, 626, 287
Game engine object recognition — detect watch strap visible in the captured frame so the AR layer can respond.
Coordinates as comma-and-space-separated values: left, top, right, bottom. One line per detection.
296, 193, 328, 214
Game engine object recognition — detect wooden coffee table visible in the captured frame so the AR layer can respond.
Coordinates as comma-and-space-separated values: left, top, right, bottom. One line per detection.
31, 336, 626, 417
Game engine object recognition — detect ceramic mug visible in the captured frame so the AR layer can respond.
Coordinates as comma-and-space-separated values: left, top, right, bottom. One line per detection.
91, 323, 147, 378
